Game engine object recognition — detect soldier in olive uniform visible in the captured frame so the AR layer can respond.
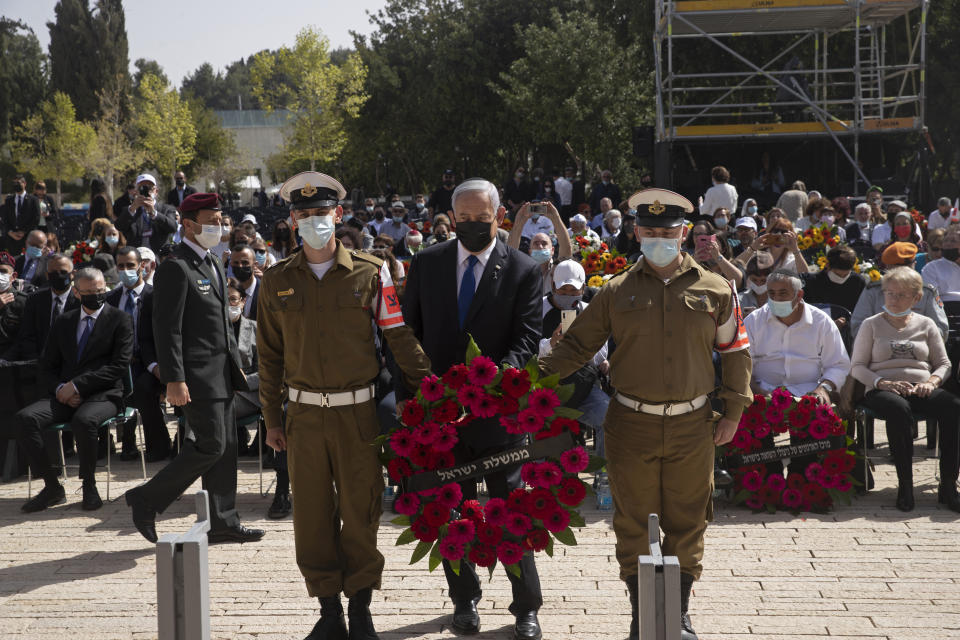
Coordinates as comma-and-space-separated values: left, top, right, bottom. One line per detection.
258, 172, 432, 640
539, 189, 752, 640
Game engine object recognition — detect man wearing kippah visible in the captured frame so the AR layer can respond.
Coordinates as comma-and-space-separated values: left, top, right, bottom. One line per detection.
125, 192, 265, 546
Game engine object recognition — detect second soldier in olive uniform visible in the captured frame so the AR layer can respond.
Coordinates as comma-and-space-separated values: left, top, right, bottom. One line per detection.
539, 189, 752, 640
258, 172, 432, 640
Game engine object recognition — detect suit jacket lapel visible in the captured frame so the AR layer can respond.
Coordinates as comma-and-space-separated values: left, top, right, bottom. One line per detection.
445, 240, 460, 323
466, 240, 506, 326
77, 308, 110, 365
208, 254, 225, 301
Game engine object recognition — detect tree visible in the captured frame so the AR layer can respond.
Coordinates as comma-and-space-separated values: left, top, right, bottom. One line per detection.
133, 58, 168, 90
251, 27, 368, 171
0, 19, 47, 147
134, 73, 196, 186
87, 77, 141, 200
184, 97, 238, 178
495, 9, 653, 182
47, 0, 129, 121
11, 92, 95, 206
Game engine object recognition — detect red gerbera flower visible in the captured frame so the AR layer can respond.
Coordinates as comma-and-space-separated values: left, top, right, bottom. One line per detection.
432, 425, 458, 452
439, 536, 465, 561
560, 446, 589, 474
507, 488, 530, 513
413, 422, 441, 446
500, 416, 523, 434
483, 498, 509, 525
442, 364, 470, 389
500, 368, 531, 399
528, 488, 558, 520
476, 522, 503, 545
390, 429, 415, 457
468, 543, 497, 568
498, 395, 520, 417
471, 393, 499, 419
506, 512, 532, 536
402, 402, 426, 428
524, 528, 550, 552
435, 483, 463, 510
394, 492, 421, 515
419, 375, 445, 402
786, 473, 806, 491
422, 502, 451, 528
552, 417, 581, 434
517, 408, 544, 434
460, 499, 484, 522
447, 518, 476, 543
496, 541, 524, 566
409, 444, 431, 468
457, 384, 483, 408
411, 517, 439, 542
528, 388, 561, 418
557, 477, 586, 507
387, 458, 413, 482
543, 508, 571, 533
468, 356, 498, 386
432, 400, 460, 424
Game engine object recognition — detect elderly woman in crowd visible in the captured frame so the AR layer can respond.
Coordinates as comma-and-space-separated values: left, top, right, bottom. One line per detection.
850, 267, 960, 512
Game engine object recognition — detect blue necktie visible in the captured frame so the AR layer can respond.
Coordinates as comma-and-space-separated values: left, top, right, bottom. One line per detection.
458, 255, 479, 328
77, 316, 93, 358
124, 290, 137, 315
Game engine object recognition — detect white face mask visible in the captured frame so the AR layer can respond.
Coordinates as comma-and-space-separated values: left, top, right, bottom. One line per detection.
827, 270, 852, 285
747, 280, 767, 295
297, 214, 336, 250
192, 222, 222, 249
641, 236, 681, 267
609, 218, 621, 230
0, 272, 10, 292
228, 305, 243, 321
820, 215, 835, 227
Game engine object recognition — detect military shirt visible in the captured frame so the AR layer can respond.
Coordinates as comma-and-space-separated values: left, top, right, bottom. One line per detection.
257, 241, 432, 430
539, 253, 753, 421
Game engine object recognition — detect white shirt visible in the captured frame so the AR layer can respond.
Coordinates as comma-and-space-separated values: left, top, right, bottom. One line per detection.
51, 289, 70, 318
520, 216, 556, 240
922, 258, 960, 302
307, 257, 335, 281
871, 222, 922, 246
75, 304, 105, 344
182, 236, 209, 260
700, 182, 738, 217
537, 297, 607, 366
243, 278, 259, 317
119, 280, 146, 340
554, 176, 573, 206
929, 208, 959, 231
456, 238, 497, 294
743, 302, 850, 396
600, 225, 620, 241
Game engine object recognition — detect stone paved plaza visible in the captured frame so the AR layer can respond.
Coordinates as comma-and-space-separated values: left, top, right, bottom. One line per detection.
2, 427, 960, 640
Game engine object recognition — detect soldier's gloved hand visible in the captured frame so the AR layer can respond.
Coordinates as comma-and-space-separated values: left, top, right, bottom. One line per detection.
266, 427, 287, 452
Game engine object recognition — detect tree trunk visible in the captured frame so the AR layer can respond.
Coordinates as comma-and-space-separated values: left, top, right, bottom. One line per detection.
105, 167, 115, 203
55, 176, 62, 208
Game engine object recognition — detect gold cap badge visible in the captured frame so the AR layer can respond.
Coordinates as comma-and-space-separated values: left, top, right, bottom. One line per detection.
301, 183, 317, 197
649, 200, 665, 215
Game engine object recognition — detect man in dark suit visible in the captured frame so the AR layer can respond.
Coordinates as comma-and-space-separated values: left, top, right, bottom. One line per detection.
106, 246, 166, 460
588, 169, 623, 214
400, 178, 544, 640
10, 267, 133, 512
14, 230, 50, 288
166, 170, 197, 207
228, 245, 259, 320
33, 181, 59, 237
125, 192, 264, 545
4, 254, 77, 361
113, 182, 136, 219
115, 173, 178, 252
0, 252, 27, 354
2, 174, 41, 255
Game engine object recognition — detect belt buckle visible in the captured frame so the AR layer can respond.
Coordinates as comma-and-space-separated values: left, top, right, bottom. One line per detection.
319, 393, 330, 408
662, 402, 673, 416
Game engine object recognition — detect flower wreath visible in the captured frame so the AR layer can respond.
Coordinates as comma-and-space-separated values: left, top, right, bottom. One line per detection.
378, 339, 603, 577
725, 388, 859, 513
65, 240, 97, 266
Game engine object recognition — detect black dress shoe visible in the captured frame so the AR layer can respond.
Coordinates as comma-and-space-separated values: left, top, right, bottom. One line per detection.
207, 524, 266, 544
82, 483, 103, 510
896, 485, 915, 512
125, 489, 158, 543
451, 597, 480, 634
267, 491, 292, 519
938, 483, 960, 512
22, 484, 66, 513
119, 450, 140, 462
514, 611, 541, 640
306, 596, 348, 640
145, 450, 169, 463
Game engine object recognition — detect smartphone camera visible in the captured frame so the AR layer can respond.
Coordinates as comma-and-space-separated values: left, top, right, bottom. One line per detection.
529, 203, 546, 215
139, 184, 153, 198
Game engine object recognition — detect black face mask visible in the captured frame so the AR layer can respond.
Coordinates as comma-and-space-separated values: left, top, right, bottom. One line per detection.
435, 233, 448, 243
943, 248, 960, 262
275, 228, 290, 241
49, 271, 71, 292
456, 221, 495, 253
80, 292, 106, 311
443, 179, 454, 186
14, 182, 24, 193
233, 265, 254, 282
175, 179, 185, 187
375, 211, 384, 220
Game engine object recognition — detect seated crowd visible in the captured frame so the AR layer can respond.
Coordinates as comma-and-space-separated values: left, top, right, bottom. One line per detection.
1, 164, 959, 518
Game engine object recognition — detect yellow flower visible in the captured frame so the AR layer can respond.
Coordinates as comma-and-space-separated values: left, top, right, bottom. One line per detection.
853, 263, 861, 273
817, 256, 828, 270
869, 269, 881, 282
812, 231, 824, 244
798, 237, 813, 250
588, 275, 604, 288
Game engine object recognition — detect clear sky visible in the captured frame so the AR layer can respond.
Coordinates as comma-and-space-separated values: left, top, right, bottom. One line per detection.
5, 0, 387, 87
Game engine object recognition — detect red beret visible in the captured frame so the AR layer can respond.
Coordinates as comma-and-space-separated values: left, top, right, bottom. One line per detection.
179, 192, 222, 214
0, 251, 15, 268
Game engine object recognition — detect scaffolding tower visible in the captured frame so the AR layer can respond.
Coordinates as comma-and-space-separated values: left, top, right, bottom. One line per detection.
653, 0, 928, 195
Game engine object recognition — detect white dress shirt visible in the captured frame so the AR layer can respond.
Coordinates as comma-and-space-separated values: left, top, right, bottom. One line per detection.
929, 208, 959, 231
75, 304, 105, 344
743, 302, 850, 396
243, 278, 259, 317
700, 182, 739, 217
182, 235, 209, 260
554, 177, 573, 206
456, 238, 497, 294
922, 258, 960, 302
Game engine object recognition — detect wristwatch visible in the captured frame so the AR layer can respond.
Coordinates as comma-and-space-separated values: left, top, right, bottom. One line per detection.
817, 379, 835, 393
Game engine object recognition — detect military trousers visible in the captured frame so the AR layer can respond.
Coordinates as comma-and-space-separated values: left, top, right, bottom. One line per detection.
604, 400, 717, 581
285, 397, 384, 598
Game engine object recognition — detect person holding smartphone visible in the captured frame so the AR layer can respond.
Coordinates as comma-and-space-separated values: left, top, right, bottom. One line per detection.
115, 173, 178, 253
684, 218, 745, 288
734, 218, 809, 275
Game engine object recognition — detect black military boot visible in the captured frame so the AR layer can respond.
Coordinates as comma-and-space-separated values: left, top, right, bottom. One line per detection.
305, 595, 348, 640
625, 574, 639, 640
680, 573, 698, 640
347, 588, 379, 640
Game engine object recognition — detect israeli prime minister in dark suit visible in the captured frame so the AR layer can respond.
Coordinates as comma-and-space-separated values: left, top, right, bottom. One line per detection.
399, 178, 544, 640
125, 192, 264, 545
12, 267, 133, 512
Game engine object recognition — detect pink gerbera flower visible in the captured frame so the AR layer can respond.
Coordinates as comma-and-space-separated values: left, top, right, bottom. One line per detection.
468, 356, 499, 386
528, 388, 561, 418
496, 541, 524, 566
483, 498, 509, 525
447, 518, 476, 543
432, 425, 458, 452
506, 512, 532, 536
517, 408, 544, 434
419, 375, 445, 402
439, 536, 465, 561
543, 507, 571, 533
393, 492, 420, 516
560, 446, 589, 474
435, 483, 463, 510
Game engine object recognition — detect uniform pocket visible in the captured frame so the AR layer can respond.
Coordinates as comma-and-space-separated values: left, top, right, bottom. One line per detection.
613, 296, 654, 333
681, 292, 718, 314
268, 291, 303, 313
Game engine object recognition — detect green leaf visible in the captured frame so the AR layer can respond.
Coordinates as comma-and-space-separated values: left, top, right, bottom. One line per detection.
505, 562, 522, 578
390, 515, 411, 526
556, 383, 574, 404
552, 527, 578, 546
395, 528, 416, 546
449, 558, 461, 575
525, 356, 540, 383
539, 373, 561, 388
585, 455, 606, 473
465, 335, 481, 363
410, 540, 432, 564
545, 535, 554, 558
428, 542, 442, 572
583, 482, 596, 497
765, 503, 776, 514
568, 511, 586, 528
554, 406, 583, 419
732, 489, 751, 504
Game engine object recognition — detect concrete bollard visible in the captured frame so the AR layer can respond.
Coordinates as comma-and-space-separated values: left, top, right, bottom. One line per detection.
156, 490, 212, 640
637, 513, 681, 640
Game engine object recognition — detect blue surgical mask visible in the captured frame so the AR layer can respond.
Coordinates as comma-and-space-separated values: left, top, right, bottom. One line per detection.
26, 246, 43, 259
393, 214, 405, 223
641, 237, 680, 267
531, 213, 540, 221
767, 297, 797, 318
342, 214, 353, 223
297, 215, 336, 250
416, 202, 425, 209
748, 206, 758, 215
119, 269, 140, 288
255, 250, 267, 266
882, 305, 912, 318
713, 217, 728, 229
530, 249, 552, 264
105, 235, 119, 246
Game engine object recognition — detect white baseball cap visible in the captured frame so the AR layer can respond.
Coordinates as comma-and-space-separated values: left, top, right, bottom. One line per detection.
241, 213, 258, 226
552, 259, 586, 289
734, 217, 758, 231
889, 200, 908, 210
135, 173, 156, 186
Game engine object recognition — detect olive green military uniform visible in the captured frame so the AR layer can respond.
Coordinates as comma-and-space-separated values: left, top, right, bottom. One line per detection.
539, 253, 752, 580
257, 242, 431, 598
